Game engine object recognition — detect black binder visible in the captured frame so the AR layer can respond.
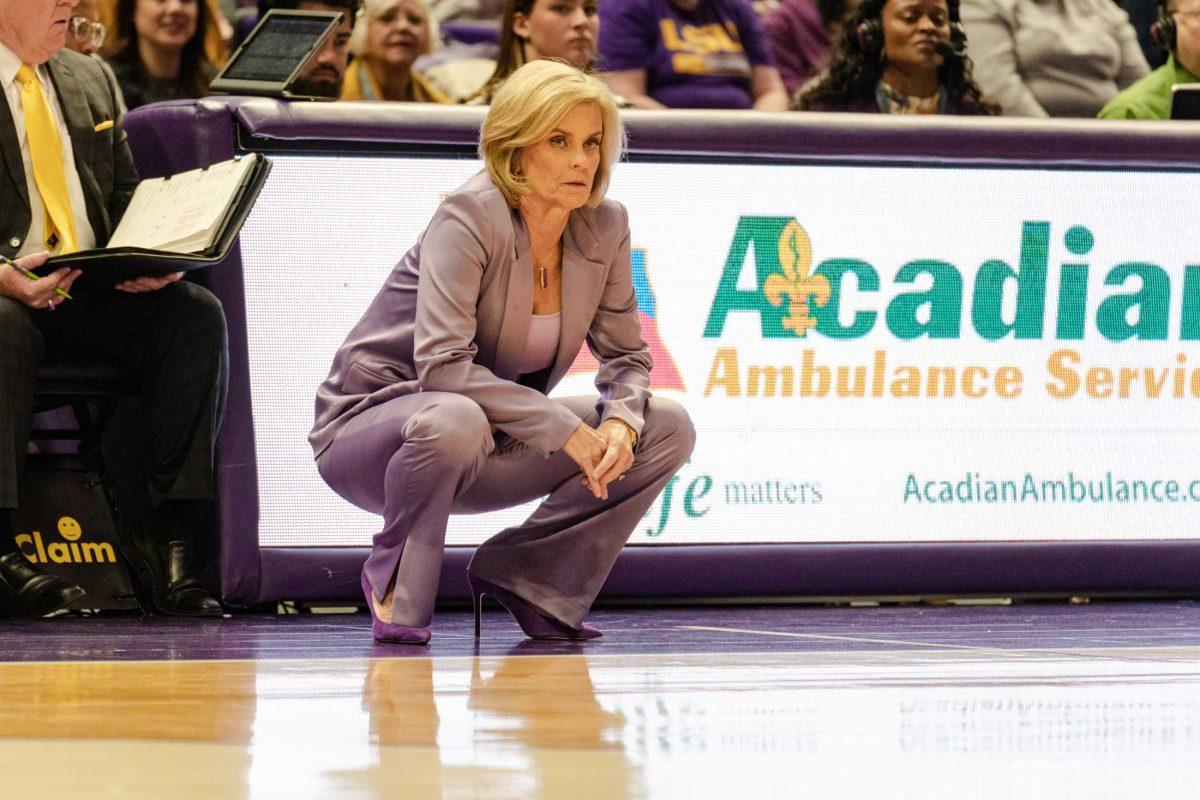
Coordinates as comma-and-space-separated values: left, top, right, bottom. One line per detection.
44, 154, 272, 285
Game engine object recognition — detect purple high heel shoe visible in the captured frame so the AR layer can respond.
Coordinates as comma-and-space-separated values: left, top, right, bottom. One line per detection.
468, 574, 601, 641
360, 573, 431, 645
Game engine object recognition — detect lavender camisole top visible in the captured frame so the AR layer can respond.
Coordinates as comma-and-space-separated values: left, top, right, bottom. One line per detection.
517, 312, 561, 374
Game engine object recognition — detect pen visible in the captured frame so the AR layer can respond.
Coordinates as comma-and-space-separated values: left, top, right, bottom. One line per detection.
0, 254, 73, 301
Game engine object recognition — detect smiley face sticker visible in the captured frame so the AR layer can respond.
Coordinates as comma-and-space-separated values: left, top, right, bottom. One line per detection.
57, 516, 83, 542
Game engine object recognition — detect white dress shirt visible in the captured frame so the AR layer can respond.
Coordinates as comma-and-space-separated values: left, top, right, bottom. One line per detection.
0, 42, 97, 257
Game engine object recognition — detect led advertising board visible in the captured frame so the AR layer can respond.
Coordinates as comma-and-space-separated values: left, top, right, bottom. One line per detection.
240, 154, 1200, 547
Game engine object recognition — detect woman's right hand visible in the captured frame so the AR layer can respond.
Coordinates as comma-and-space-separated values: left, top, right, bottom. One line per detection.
561, 422, 609, 498
0, 252, 81, 310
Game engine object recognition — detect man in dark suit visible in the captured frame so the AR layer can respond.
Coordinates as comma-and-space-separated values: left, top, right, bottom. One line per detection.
0, 0, 227, 617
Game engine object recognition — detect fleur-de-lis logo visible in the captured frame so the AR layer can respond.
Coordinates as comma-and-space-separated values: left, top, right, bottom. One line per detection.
763, 221, 830, 336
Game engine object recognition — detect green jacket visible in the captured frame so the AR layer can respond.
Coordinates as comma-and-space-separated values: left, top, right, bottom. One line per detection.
1098, 55, 1200, 120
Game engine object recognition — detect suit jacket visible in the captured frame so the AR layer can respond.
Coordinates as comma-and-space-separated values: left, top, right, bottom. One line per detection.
310, 171, 653, 459
0, 48, 138, 260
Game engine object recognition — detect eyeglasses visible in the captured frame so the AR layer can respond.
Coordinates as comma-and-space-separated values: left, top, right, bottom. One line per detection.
69, 16, 106, 49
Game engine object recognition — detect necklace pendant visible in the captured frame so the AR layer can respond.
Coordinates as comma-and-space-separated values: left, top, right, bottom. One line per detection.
538, 267, 548, 289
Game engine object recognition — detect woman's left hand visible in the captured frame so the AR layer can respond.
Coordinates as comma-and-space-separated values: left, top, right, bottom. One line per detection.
583, 419, 636, 500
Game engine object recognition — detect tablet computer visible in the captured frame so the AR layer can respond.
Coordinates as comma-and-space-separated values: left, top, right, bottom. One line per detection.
1169, 83, 1200, 120
210, 9, 342, 100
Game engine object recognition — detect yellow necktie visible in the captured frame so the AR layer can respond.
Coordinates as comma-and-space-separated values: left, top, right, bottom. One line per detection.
15, 64, 78, 255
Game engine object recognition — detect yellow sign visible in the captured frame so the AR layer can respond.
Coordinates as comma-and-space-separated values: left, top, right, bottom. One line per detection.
15, 516, 116, 565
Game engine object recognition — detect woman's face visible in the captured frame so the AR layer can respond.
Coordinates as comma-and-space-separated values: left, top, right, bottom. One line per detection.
516, 102, 603, 214
512, 0, 599, 68
133, 0, 198, 52
366, 0, 430, 69
879, 0, 949, 72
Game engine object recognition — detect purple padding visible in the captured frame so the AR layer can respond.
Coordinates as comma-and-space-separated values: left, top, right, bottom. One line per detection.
235, 98, 485, 147
233, 98, 1200, 167
122, 99, 262, 604
258, 542, 1200, 603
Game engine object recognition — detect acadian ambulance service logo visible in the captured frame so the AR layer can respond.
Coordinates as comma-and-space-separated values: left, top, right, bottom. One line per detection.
702, 217, 1200, 400
16, 516, 117, 565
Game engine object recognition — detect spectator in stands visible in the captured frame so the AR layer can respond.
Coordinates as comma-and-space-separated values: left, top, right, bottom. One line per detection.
961, 0, 1149, 117
796, 0, 994, 113
1099, 0, 1200, 118
762, 0, 851, 97
65, 0, 130, 112
100, 0, 231, 66
598, 0, 788, 108
267, 0, 359, 97
341, 0, 451, 100
472, 0, 599, 103
67, 0, 111, 57
105, 0, 218, 109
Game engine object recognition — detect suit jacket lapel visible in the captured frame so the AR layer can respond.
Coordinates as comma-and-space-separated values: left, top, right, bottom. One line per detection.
46, 56, 94, 165
0, 84, 29, 212
492, 208, 533, 380
549, 212, 604, 385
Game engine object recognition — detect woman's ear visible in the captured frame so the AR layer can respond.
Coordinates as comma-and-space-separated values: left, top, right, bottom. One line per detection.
512, 12, 531, 40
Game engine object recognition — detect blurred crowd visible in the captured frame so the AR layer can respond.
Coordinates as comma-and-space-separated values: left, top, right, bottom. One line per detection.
75, 0, 1199, 119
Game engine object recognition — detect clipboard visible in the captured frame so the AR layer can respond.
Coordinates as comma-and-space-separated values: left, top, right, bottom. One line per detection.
45, 154, 272, 285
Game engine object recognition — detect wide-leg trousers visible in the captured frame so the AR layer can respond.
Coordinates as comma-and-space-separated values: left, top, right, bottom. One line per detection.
316, 392, 696, 628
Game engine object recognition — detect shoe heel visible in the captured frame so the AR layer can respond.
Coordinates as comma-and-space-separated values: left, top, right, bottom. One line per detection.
470, 581, 484, 639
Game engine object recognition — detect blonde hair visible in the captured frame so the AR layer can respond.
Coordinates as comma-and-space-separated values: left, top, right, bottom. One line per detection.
349, 0, 440, 58
479, 60, 624, 209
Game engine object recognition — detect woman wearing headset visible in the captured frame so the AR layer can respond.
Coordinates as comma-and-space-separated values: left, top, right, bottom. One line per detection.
794, 0, 996, 114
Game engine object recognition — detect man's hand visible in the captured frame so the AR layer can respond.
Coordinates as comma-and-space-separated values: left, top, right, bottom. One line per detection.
116, 272, 184, 293
0, 251, 81, 310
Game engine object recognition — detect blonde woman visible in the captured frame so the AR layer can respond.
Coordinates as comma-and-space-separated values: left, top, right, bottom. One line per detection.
312, 60, 695, 644
341, 0, 451, 101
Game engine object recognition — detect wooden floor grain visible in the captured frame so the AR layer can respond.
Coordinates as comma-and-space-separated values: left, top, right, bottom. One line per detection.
2, 645, 1199, 798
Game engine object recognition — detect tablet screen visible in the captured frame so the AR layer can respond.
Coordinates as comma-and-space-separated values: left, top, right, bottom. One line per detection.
1170, 86, 1200, 120
221, 15, 334, 83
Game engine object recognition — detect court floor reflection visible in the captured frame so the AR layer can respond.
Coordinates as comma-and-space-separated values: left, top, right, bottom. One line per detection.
0, 644, 1197, 798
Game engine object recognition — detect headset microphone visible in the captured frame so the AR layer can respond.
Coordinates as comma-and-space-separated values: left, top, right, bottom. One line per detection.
934, 38, 966, 58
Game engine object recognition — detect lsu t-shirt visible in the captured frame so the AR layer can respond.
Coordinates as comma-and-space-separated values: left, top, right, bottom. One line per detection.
599, 0, 775, 109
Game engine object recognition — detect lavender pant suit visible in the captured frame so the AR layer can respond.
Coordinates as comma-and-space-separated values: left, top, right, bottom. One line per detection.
310, 173, 695, 628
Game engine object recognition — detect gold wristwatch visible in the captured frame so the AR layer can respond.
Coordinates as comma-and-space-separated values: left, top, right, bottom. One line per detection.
619, 419, 638, 450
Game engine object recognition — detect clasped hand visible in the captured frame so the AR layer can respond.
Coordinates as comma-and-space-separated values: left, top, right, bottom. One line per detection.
561, 419, 635, 500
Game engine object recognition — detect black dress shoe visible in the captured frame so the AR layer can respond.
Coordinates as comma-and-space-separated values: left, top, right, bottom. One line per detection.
124, 538, 223, 618
0, 552, 85, 618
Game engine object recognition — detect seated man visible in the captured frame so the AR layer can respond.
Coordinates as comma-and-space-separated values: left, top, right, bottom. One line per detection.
0, 0, 227, 617
260, 0, 360, 98
1099, 0, 1200, 119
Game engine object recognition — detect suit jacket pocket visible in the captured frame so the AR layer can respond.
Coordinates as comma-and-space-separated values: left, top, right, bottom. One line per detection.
342, 360, 403, 395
